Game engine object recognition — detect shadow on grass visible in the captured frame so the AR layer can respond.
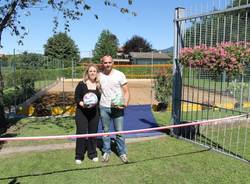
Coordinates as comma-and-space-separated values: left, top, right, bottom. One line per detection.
0, 133, 18, 150
0, 148, 210, 182
139, 118, 171, 135
0, 116, 29, 151
96, 138, 119, 156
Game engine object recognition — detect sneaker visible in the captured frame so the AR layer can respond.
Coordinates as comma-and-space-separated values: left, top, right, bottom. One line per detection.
120, 154, 129, 164
92, 157, 99, 162
102, 153, 110, 162
75, 159, 82, 165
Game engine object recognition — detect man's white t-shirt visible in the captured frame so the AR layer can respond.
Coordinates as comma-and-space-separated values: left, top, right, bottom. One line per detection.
99, 69, 127, 107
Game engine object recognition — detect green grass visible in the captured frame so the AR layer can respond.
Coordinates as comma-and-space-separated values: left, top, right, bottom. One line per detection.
114, 65, 171, 79
0, 112, 249, 183
3, 117, 75, 147
34, 79, 56, 90
152, 109, 250, 160
4, 111, 174, 148
181, 108, 243, 122
198, 124, 250, 161
183, 76, 229, 92
182, 69, 250, 101
0, 136, 249, 184
152, 111, 172, 126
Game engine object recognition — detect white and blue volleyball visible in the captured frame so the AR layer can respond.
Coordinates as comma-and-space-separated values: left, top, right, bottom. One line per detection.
111, 94, 124, 107
83, 92, 98, 108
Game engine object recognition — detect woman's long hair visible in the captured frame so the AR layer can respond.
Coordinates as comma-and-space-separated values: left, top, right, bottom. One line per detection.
83, 64, 101, 90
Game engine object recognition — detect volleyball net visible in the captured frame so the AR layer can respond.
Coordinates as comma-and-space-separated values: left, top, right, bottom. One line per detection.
0, 114, 249, 162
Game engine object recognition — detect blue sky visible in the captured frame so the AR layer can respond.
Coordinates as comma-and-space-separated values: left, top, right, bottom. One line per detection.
1, 0, 219, 57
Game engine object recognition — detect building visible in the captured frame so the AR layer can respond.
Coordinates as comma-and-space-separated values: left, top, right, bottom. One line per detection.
129, 52, 171, 65
113, 47, 131, 65
113, 58, 131, 65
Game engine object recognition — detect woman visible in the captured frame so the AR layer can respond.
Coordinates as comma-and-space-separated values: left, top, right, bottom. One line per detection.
74, 64, 101, 164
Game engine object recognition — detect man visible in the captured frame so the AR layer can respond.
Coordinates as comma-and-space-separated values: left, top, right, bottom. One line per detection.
99, 55, 130, 163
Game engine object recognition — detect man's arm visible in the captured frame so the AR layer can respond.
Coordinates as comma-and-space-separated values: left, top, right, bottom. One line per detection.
122, 83, 130, 107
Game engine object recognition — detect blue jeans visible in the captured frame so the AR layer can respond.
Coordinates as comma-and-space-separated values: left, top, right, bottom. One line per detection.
100, 106, 127, 156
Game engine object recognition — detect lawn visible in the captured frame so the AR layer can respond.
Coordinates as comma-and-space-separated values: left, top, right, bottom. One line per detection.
3, 111, 172, 148
0, 112, 249, 183
0, 136, 249, 184
2, 117, 75, 147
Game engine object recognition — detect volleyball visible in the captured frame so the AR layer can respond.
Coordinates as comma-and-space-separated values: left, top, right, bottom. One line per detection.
111, 94, 124, 107
83, 92, 98, 108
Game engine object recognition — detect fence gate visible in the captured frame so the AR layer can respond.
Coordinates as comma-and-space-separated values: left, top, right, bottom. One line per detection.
172, 0, 250, 163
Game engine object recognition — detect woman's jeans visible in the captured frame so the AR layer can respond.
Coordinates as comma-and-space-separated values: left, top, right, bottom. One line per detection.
100, 106, 127, 156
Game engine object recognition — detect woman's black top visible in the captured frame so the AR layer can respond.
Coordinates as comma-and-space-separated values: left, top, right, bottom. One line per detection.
74, 81, 101, 112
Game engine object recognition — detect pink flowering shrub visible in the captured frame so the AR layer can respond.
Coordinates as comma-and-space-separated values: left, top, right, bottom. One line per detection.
180, 42, 250, 75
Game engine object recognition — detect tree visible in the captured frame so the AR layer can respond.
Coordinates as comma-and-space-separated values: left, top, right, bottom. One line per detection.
15, 52, 44, 67
44, 32, 80, 67
123, 35, 152, 54
0, 0, 136, 131
232, 0, 249, 6
92, 30, 119, 62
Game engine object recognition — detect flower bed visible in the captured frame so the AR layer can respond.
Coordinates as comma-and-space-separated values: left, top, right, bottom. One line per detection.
16, 92, 76, 116
180, 42, 250, 76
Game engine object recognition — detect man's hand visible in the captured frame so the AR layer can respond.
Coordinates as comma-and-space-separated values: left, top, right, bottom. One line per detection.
111, 102, 125, 109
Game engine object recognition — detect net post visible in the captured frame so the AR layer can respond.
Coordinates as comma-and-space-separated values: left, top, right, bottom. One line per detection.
172, 7, 185, 136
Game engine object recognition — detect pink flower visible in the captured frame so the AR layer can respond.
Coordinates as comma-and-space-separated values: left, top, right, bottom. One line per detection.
179, 41, 250, 75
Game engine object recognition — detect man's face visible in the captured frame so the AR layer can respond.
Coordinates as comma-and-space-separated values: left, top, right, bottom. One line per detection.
102, 56, 113, 72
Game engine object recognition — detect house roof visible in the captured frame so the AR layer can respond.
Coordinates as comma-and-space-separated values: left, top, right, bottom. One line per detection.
129, 52, 171, 59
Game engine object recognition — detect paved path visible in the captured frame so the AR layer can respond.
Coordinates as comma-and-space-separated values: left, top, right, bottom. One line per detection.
0, 135, 167, 157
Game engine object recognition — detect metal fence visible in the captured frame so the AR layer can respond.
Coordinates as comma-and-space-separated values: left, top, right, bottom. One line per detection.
1, 56, 64, 117
173, 0, 250, 162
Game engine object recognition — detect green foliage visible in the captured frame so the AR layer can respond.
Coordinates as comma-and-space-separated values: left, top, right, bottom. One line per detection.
20, 76, 36, 98
3, 74, 36, 109
3, 88, 18, 111
232, 0, 249, 6
92, 30, 119, 62
0, 55, 9, 67
13, 52, 45, 68
44, 32, 80, 67
123, 35, 152, 54
62, 66, 83, 78
154, 69, 172, 103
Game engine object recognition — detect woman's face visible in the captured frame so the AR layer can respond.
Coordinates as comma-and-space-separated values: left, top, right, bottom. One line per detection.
88, 66, 98, 81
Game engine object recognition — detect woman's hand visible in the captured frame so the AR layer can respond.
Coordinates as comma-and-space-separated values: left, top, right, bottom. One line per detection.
79, 101, 84, 107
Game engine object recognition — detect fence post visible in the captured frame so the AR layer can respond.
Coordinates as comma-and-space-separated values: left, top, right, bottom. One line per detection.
172, 7, 185, 135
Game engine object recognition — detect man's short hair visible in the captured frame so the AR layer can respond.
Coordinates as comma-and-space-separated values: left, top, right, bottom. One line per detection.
100, 55, 113, 62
